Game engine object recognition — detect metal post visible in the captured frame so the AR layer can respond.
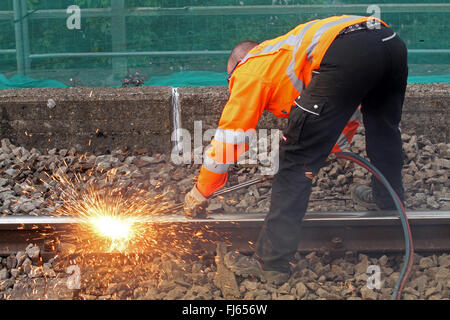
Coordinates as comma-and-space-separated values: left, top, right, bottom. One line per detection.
13, 0, 24, 74
111, 0, 127, 84
12, 0, 31, 76
20, 0, 31, 75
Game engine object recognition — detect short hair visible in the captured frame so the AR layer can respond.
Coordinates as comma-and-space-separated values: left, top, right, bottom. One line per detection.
228, 40, 259, 66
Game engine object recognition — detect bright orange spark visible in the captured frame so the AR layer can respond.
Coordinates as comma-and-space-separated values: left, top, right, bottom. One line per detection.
89, 215, 132, 239
43, 167, 173, 254
36, 162, 215, 257
87, 215, 135, 252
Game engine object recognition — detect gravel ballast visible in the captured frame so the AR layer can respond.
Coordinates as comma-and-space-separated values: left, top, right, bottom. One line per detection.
0, 128, 449, 300
0, 244, 448, 300
0, 129, 449, 216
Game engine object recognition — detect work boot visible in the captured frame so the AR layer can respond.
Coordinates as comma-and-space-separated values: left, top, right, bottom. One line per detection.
224, 251, 290, 285
351, 184, 378, 210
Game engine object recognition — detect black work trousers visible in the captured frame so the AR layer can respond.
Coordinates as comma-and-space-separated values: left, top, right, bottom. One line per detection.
255, 26, 408, 272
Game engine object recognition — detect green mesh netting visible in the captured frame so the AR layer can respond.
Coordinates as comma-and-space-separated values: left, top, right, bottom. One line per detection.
145, 71, 228, 87
0, 71, 228, 88
1, 72, 449, 89
0, 74, 67, 88
1, 0, 448, 88
408, 75, 450, 83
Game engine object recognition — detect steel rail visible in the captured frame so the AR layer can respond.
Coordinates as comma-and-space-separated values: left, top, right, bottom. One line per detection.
1, 210, 448, 226
0, 210, 449, 256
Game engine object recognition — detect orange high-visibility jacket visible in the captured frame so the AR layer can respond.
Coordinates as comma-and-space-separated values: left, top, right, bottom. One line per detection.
197, 15, 387, 197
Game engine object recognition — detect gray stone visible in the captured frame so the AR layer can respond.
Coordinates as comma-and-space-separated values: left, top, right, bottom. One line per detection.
22, 258, 32, 274
300, 269, 318, 280
133, 287, 148, 300
5, 169, 17, 177
29, 266, 43, 278
378, 255, 388, 266
316, 287, 342, 300
295, 259, 308, 270
158, 279, 177, 292
306, 282, 318, 291
276, 294, 295, 300
426, 197, 440, 209
19, 201, 39, 214
354, 260, 369, 275
0, 278, 14, 291
403, 174, 415, 184
384, 272, 399, 288
403, 287, 419, 297
140, 156, 160, 164
425, 287, 437, 298
142, 287, 159, 300
42, 263, 56, 277
0, 178, 8, 187
0, 190, 14, 202
336, 174, 347, 185
354, 273, 369, 284
6, 255, 17, 269
189, 273, 207, 285
254, 293, 271, 300
419, 257, 435, 269
434, 158, 450, 169
57, 242, 76, 255
380, 288, 393, 300
295, 282, 308, 299
243, 291, 255, 299
106, 283, 119, 295
16, 251, 26, 267
438, 255, 450, 268
241, 279, 258, 291
96, 161, 112, 170
139, 279, 158, 288
305, 252, 320, 264
0, 268, 9, 280
163, 287, 187, 300
26, 245, 40, 263
206, 202, 223, 212
1, 138, 12, 152
434, 267, 449, 282
189, 285, 213, 300
277, 282, 291, 295
360, 286, 378, 300
10, 268, 20, 278
358, 254, 369, 263
383, 267, 394, 276
413, 275, 429, 292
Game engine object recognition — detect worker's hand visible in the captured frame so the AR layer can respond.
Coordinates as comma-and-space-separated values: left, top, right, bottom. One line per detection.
184, 186, 208, 219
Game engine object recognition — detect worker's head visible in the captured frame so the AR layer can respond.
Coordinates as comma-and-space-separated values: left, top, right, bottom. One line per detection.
227, 40, 259, 76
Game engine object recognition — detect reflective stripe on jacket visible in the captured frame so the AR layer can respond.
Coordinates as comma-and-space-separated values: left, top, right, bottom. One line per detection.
197, 15, 387, 197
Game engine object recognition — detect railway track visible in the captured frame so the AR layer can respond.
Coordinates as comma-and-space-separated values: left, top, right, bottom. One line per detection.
1, 210, 449, 257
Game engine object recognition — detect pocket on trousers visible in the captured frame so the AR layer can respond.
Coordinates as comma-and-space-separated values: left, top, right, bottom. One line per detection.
282, 96, 327, 145
282, 105, 307, 144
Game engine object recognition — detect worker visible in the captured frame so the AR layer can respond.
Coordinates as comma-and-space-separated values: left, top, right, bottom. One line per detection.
184, 15, 408, 285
